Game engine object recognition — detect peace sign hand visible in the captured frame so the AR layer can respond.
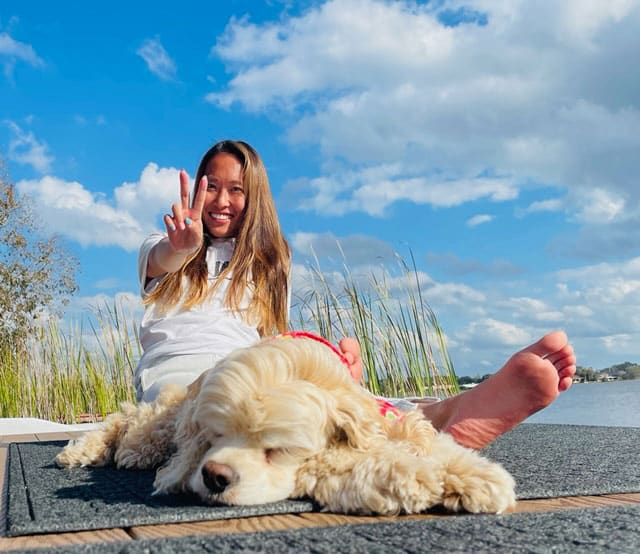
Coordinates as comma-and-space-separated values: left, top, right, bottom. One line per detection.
163, 170, 208, 254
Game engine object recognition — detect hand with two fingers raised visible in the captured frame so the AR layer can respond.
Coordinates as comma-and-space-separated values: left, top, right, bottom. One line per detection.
163, 169, 208, 255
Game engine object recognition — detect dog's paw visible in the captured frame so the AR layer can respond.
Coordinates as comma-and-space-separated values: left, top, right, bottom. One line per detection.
55, 436, 113, 468
442, 457, 516, 514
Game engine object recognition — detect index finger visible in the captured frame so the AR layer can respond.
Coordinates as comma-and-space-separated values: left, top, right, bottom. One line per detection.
191, 175, 208, 216
179, 170, 190, 210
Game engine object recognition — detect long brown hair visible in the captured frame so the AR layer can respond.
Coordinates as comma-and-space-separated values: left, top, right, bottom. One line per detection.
144, 140, 290, 336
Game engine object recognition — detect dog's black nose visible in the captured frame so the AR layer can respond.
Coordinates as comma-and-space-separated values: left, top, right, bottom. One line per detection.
201, 461, 236, 494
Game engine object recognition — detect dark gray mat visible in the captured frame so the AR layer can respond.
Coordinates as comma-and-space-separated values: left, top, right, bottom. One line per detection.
4, 441, 315, 537
482, 423, 640, 499
5, 424, 640, 538
13, 504, 640, 553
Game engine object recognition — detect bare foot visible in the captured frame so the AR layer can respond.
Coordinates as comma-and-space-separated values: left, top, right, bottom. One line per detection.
417, 331, 576, 450
339, 337, 364, 383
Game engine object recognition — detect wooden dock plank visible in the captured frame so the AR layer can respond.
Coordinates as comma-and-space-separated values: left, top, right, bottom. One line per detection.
0, 435, 38, 444
514, 492, 640, 513
130, 513, 313, 540
34, 431, 77, 442
0, 529, 131, 552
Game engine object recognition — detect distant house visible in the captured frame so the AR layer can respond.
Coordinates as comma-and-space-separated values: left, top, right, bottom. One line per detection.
572, 375, 584, 384
597, 373, 618, 382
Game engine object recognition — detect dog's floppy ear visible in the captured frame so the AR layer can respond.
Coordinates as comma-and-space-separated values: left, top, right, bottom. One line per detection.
280, 336, 390, 450
323, 384, 390, 450
153, 375, 209, 495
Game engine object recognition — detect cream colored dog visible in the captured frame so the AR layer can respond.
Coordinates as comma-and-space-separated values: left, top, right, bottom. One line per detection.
56, 335, 516, 515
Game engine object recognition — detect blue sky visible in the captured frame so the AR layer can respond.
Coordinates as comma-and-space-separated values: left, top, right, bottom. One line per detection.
2, 0, 639, 376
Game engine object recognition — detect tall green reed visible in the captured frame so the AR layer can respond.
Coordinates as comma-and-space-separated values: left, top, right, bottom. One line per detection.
0, 302, 138, 422
293, 253, 459, 399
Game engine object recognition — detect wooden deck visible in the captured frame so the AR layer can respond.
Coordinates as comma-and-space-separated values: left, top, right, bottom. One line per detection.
2, 431, 639, 552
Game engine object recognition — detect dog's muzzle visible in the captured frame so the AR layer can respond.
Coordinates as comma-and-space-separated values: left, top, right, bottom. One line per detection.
201, 461, 237, 493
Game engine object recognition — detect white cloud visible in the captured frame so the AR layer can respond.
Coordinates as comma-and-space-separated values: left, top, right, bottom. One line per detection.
426, 252, 523, 277
16, 176, 144, 250
556, 256, 640, 283
457, 318, 532, 347
6, 120, 54, 173
572, 188, 626, 223
114, 162, 182, 224
558, 0, 636, 45
66, 291, 141, 317
495, 296, 564, 323
209, 0, 640, 233
94, 278, 121, 290
209, 1, 454, 111
16, 163, 182, 251
290, 231, 400, 266
417, 254, 640, 373
284, 171, 519, 216
0, 31, 44, 79
136, 37, 177, 81
73, 114, 108, 127
466, 214, 493, 227
522, 198, 564, 214
423, 282, 486, 308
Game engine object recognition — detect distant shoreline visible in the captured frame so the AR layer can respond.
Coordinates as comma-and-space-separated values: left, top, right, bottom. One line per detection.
573, 378, 639, 384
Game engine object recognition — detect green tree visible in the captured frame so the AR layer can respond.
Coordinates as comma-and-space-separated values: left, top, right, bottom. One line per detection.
576, 366, 596, 382
0, 165, 78, 350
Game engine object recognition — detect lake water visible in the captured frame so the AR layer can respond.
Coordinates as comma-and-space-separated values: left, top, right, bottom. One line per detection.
525, 379, 640, 427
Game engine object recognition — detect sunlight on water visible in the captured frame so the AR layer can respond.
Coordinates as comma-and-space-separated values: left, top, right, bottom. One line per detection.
526, 380, 640, 427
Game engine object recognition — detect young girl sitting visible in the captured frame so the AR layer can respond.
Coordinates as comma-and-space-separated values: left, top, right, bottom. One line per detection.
135, 140, 290, 402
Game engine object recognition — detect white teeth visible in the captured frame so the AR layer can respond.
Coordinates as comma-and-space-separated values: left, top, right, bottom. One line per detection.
209, 213, 232, 220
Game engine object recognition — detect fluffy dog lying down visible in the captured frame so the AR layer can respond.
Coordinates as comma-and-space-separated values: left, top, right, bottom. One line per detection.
56, 334, 516, 515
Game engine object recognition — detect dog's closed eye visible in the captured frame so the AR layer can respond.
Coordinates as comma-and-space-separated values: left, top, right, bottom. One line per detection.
206, 431, 224, 442
265, 448, 286, 464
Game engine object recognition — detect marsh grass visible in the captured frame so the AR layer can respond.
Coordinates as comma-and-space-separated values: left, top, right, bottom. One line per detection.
0, 304, 138, 423
1, 257, 458, 422
294, 254, 459, 399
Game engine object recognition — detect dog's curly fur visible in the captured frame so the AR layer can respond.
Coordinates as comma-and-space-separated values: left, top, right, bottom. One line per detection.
56, 336, 516, 515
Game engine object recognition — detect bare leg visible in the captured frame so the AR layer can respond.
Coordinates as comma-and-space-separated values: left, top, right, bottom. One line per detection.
340, 331, 576, 450
418, 331, 576, 449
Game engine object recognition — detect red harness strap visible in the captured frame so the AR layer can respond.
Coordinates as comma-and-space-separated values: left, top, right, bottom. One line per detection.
272, 331, 402, 419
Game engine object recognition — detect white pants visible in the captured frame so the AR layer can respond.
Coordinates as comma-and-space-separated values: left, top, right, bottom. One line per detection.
136, 353, 223, 403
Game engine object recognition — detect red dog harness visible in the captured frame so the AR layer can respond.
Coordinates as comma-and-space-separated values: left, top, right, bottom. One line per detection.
273, 331, 402, 419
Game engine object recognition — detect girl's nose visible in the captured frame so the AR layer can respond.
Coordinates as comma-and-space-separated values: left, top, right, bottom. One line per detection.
213, 188, 229, 207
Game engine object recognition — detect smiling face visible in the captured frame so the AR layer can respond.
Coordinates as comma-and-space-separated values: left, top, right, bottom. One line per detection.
202, 152, 246, 238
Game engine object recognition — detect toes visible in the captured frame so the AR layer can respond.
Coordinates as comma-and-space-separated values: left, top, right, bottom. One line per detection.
545, 349, 576, 370
558, 375, 574, 392
342, 351, 355, 365
558, 365, 576, 379
521, 331, 568, 358
339, 337, 360, 355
